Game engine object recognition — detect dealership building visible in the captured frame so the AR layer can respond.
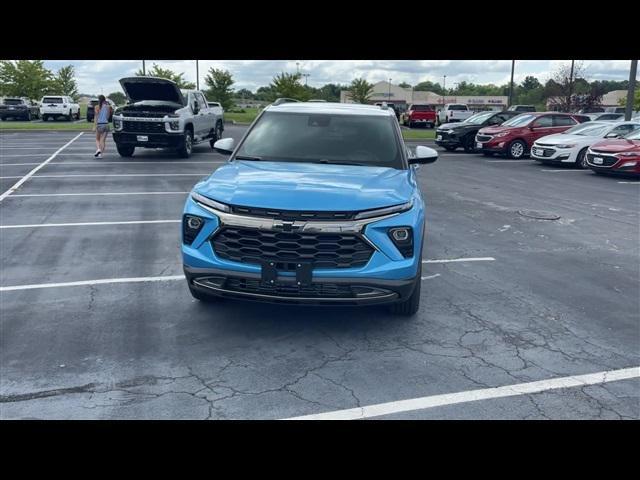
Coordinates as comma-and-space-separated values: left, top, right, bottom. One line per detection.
340, 81, 509, 112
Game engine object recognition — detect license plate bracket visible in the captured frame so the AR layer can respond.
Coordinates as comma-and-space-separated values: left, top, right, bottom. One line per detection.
593, 157, 603, 165
295, 262, 313, 286
137, 135, 149, 142
260, 261, 278, 284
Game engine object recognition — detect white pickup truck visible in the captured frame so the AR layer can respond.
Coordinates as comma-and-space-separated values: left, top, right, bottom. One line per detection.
437, 104, 474, 125
40, 95, 80, 121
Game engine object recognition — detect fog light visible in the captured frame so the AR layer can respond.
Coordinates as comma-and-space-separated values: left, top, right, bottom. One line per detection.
392, 228, 409, 241
183, 215, 205, 244
170, 121, 180, 130
620, 161, 638, 168
113, 119, 121, 129
388, 227, 413, 258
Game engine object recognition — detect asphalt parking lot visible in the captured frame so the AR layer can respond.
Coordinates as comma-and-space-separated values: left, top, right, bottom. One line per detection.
1, 127, 638, 420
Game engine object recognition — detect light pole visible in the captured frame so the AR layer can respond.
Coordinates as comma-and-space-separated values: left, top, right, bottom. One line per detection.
388, 78, 392, 100
196, 60, 199, 90
625, 60, 638, 121
142, 60, 146, 75
568, 59, 575, 112
296, 62, 300, 74
302, 73, 310, 86
508, 60, 515, 108
442, 75, 447, 106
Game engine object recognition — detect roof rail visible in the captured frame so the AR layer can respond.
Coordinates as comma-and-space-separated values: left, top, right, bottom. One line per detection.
272, 98, 301, 106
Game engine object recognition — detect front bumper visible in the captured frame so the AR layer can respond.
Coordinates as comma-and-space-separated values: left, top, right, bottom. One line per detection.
586, 153, 640, 176
531, 145, 578, 163
113, 131, 184, 148
185, 266, 417, 306
182, 194, 425, 306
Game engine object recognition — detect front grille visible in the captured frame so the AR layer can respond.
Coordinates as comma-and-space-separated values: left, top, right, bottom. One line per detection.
122, 121, 165, 133
225, 278, 354, 298
586, 153, 618, 167
476, 134, 493, 142
121, 111, 169, 118
229, 205, 356, 221
211, 227, 374, 270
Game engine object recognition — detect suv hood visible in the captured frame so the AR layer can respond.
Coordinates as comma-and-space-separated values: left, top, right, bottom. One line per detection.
119, 77, 184, 105
194, 161, 414, 211
590, 139, 640, 153
479, 125, 518, 135
536, 133, 591, 144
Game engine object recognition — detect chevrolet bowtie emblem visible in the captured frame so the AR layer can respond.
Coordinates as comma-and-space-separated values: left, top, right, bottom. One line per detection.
273, 220, 300, 232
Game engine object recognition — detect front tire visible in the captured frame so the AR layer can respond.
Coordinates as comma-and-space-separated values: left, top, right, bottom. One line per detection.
116, 144, 135, 157
576, 147, 589, 169
462, 134, 475, 152
389, 262, 421, 316
507, 139, 527, 159
177, 129, 193, 158
212, 121, 223, 142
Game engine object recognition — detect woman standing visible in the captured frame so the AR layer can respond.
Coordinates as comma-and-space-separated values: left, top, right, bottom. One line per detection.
93, 95, 113, 158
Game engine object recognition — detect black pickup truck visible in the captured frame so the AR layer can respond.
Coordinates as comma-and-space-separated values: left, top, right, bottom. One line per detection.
435, 110, 521, 152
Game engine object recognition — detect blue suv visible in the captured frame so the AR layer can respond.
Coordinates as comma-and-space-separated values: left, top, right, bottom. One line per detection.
182, 102, 438, 315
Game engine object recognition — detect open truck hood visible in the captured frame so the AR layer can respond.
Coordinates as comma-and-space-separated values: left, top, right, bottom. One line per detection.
119, 76, 185, 105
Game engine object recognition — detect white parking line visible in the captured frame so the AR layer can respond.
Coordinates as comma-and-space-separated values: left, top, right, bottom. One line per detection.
1, 161, 222, 166
0, 275, 185, 292
7, 191, 190, 198
540, 169, 585, 173
618, 181, 639, 184
423, 257, 495, 264
420, 274, 441, 280
486, 159, 536, 163
0, 220, 181, 229
0, 132, 84, 202
0, 173, 210, 179
284, 366, 640, 420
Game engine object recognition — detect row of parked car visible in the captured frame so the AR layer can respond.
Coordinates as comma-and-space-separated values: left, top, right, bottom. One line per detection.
434, 110, 640, 177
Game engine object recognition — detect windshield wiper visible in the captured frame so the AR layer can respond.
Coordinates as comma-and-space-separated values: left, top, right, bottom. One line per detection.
234, 155, 263, 161
313, 159, 367, 166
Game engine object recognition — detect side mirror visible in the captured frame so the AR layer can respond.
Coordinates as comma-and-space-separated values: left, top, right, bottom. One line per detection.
605, 132, 620, 138
213, 137, 235, 154
192, 101, 199, 114
408, 145, 438, 165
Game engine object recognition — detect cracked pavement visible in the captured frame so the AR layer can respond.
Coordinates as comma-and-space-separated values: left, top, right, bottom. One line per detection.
1, 130, 638, 419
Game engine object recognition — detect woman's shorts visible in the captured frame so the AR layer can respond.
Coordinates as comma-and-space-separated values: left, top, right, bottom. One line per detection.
97, 124, 110, 134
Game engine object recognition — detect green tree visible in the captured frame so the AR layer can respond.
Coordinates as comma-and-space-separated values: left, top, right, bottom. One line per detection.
618, 89, 640, 110
316, 83, 346, 102
53, 65, 79, 99
347, 78, 374, 104
136, 63, 195, 89
269, 72, 308, 100
204, 68, 235, 111
398, 82, 411, 88
0, 60, 55, 99
235, 88, 254, 100
108, 91, 127, 105
413, 80, 443, 95
520, 76, 542, 91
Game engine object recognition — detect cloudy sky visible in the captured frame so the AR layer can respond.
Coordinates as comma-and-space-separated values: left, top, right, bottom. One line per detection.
41, 60, 636, 96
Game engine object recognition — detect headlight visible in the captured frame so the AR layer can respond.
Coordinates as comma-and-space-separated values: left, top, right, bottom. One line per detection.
354, 200, 413, 220
388, 227, 413, 257
556, 144, 576, 149
169, 121, 180, 130
183, 214, 205, 244
113, 119, 122, 129
494, 132, 509, 138
192, 192, 231, 213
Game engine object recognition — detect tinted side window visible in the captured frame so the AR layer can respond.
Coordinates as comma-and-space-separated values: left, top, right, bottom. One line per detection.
533, 116, 553, 127
553, 115, 577, 126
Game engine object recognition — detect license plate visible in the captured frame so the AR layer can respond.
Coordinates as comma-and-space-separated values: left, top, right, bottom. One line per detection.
437, 135, 442, 141
593, 157, 603, 165
137, 135, 148, 142
476, 142, 482, 149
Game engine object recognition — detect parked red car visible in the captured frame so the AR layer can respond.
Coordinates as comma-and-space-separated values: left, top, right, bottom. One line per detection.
586, 129, 640, 177
401, 104, 437, 128
475, 112, 591, 159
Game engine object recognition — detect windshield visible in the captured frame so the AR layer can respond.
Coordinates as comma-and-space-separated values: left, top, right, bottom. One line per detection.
43, 97, 63, 104
448, 105, 467, 111
235, 111, 403, 169
464, 111, 495, 125
624, 130, 640, 140
411, 105, 433, 111
501, 114, 536, 127
3, 99, 23, 105
565, 123, 609, 136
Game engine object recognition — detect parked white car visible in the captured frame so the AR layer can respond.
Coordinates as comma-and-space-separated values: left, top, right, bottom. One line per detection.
40, 95, 80, 121
531, 121, 640, 168
437, 104, 474, 125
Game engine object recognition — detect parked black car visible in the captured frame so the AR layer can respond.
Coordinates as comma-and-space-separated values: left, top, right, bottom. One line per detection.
435, 110, 522, 152
0, 98, 40, 121
86, 98, 115, 122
